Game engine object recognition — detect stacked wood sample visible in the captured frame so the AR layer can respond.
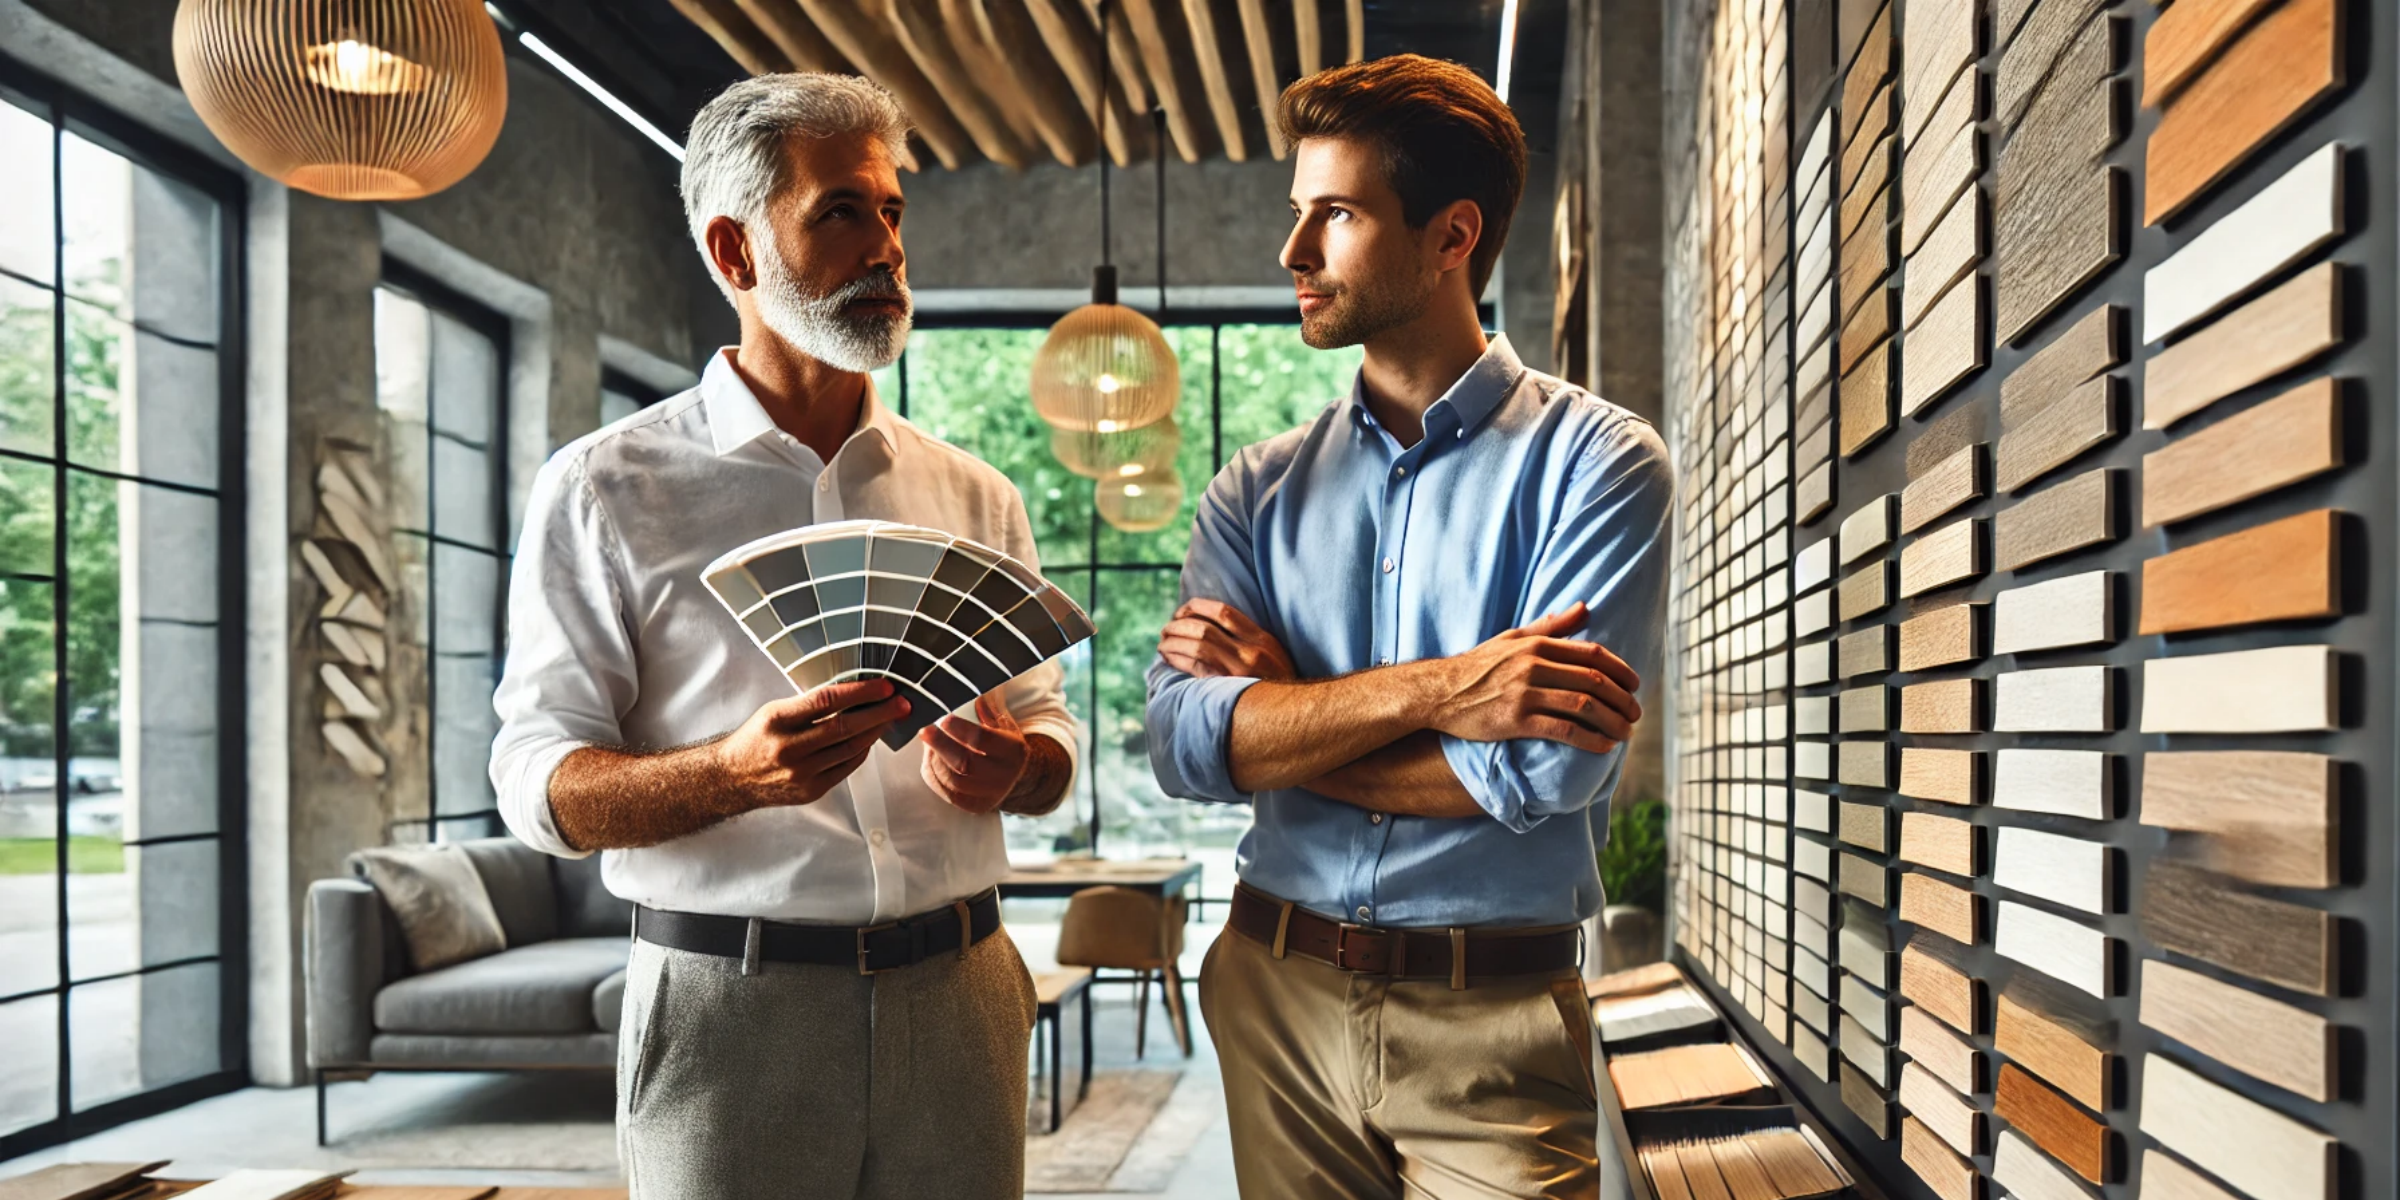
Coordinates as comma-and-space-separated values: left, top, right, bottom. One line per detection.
1991, 0, 2121, 344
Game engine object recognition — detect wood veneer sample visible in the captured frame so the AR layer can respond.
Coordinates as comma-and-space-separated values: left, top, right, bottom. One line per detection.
1842, 272, 1896, 368
2142, 377, 2344, 527
1995, 665, 2113, 732
2140, 958, 2335, 1102
1901, 1115, 1980, 1200
1901, 0, 1979, 147
1904, 189, 1985, 330
2142, 1149, 2245, 1200
1842, 86, 1898, 196
1996, 973, 2115, 1111
1840, 684, 1893, 732
2142, 860, 2335, 996
2143, 0, 2281, 105
1902, 279, 1987, 417
1902, 939, 1983, 1034
1901, 811, 1979, 875
1994, 748, 2112, 819
1841, 340, 1894, 456
1838, 625, 1893, 678
1899, 602, 1982, 671
1902, 1062, 1984, 1158
1840, 851, 1892, 907
1992, 1129, 2096, 1200
1841, 145, 1896, 243
1901, 872, 1983, 944
2144, 262, 2342, 430
2000, 304, 2121, 430
2140, 1054, 2335, 1200
2141, 750, 2336, 888
1842, 2, 1895, 142
1842, 1014, 1898, 1088
2145, 0, 2342, 226
1839, 561, 1895, 620
1842, 1060, 1895, 1138
1994, 16, 2121, 344
2143, 142, 2343, 344
1840, 800, 1891, 852
1902, 83, 1983, 255
1900, 518, 1985, 597
1840, 740, 1893, 788
1909, 402, 1991, 479
1998, 1065, 2110, 1184
2140, 646, 2337, 733
1798, 590, 1835, 638
1994, 0, 2108, 128
1995, 468, 2117, 571
2139, 509, 2340, 634
1994, 826, 2114, 913
1901, 678, 1982, 733
1903, 446, 1984, 535
1901, 1004, 1982, 1095
1844, 971, 1897, 1041
1993, 570, 2114, 653
1840, 493, 1899, 563
1900, 748, 1980, 805
1996, 900, 2114, 997
1794, 1022, 1834, 1081
1802, 464, 1837, 526
1998, 375, 2120, 493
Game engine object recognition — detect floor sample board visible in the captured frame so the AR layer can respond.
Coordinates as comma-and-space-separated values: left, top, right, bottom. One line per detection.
1995, 468, 2118, 572
1899, 747, 1979, 805
2144, 0, 2343, 226
1841, 342, 1895, 456
2141, 377, 2344, 527
2137, 509, 2341, 634
1900, 811, 1979, 875
1996, 1064, 2110, 1183
1997, 900, 2114, 998
1900, 678, 1981, 733
1900, 871, 1983, 944
1901, 83, 1983, 255
1902, 1003, 1983, 1094
2140, 750, 2336, 888
1994, 665, 2114, 732
1841, 493, 1898, 562
1839, 562, 1894, 620
1899, 603, 1983, 670
1843, 1062, 1895, 1138
1993, 826, 2114, 914
1997, 374, 2120, 494
1992, 1128, 2097, 1200
2139, 1054, 2335, 1200
1904, 187, 1984, 330
1993, 8, 2121, 344
1899, 517, 1985, 597
1992, 570, 2115, 653
1900, 941, 1982, 1035
1901, 279, 1986, 417
1900, 1062, 1983, 1157
2141, 0, 2283, 105
2139, 645, 2337, 733
2139, 958, 2336, 1102
2142, 141, 2345, 344
2143, 261, 2343, 430
1993, 0, 2108, 128
1995, 977, 2115, 1112
1902, 445, 1984, 534
1899, 1115, 1978, 1200
2001, 304, 2122, 431
2140, 1149, 2247, 1200
1992, 748, 2112, 819
2141, 860, 2336, 996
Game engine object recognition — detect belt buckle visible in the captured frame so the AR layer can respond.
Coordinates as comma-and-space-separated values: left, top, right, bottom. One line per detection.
1332, 922, 1384, 973
856, 921, 902, 975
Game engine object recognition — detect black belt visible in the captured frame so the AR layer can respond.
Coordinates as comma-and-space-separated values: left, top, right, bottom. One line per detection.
634, 887, 1002, 976
1229, 884, 1582, 989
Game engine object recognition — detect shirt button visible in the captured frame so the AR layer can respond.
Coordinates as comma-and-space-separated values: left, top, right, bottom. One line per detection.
1356, 905, 1373, 922
1381, 557, 1395, 574
1370, 813, 1385, 825
818, 478, 831, 492
1394, 466, 1407, 478
868, 829, 887, 847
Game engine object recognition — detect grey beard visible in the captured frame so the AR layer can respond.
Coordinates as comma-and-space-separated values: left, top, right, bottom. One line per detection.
757, 257, 913, 372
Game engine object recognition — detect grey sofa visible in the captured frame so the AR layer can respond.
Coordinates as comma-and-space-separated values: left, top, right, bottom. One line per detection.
305, 836, 632, 1143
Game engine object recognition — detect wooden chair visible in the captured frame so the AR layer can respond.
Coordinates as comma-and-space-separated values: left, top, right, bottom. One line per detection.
1031, 967, 1093, 1132
1055, 885, 1192, 1057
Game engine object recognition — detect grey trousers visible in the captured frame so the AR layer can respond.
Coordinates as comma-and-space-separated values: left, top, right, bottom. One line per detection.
616, 924, 1038, 1199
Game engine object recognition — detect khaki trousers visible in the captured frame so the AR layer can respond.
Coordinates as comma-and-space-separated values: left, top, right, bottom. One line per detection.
1198, 920, 1601, 1200
616, 926, 1037, 1199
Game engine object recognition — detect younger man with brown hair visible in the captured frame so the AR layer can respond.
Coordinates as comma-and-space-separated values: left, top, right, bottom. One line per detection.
1146, 55, 1672, 1199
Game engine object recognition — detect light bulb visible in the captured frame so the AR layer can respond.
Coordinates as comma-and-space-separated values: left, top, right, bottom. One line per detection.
1095, 418, 1120, 433
1095, 373, 1122, 395
304, 37, 431, 95
1116, 463, 1144, 477
1123, 484, 1145, 498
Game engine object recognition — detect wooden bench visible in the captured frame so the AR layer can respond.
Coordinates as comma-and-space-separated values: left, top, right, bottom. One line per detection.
1032, 968, 1094, 1133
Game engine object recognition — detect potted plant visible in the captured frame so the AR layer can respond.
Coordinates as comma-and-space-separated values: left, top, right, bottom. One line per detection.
1597, 796, 1666, 970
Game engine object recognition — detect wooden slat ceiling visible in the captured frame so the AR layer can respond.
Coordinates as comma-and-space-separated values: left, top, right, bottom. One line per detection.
666, 0, 1367, 168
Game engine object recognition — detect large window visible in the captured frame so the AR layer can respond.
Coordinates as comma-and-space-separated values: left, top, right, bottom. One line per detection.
0, 79, 244, 1153
889, 322, 1360, 861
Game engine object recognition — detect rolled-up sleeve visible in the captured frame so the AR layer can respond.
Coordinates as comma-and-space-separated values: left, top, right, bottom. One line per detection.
489, 451, 639, 859
1440, 416, 1674, 833
1145, 457, 1269, 805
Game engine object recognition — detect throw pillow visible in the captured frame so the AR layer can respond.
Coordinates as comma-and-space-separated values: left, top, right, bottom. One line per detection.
350, 843, 508, 972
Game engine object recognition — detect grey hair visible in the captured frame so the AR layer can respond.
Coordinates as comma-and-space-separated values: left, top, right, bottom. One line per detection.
680, 73, 914, 303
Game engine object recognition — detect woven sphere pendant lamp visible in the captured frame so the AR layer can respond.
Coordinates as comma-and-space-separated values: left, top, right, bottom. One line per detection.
173, 0, 508, 201
1052, 416, 1180, 480
1095, 465, 1185, 534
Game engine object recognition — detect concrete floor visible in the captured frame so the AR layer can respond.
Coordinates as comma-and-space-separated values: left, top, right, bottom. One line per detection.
1, 914, 1239, 1199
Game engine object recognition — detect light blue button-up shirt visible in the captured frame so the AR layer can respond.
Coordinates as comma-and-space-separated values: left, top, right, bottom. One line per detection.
1145, 336, 1673, 928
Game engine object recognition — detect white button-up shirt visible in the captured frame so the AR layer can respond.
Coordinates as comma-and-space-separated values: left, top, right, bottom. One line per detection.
490, 348, 1079, 924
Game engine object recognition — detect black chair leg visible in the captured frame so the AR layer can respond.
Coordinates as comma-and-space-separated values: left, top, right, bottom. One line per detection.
1049, 1008, 1064, 1132
1135, 970, 1151, 1058
1079, 984, 1094, 1101
315, 1069, 327, 1147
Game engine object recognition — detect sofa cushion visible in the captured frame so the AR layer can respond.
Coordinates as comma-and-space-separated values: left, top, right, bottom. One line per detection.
459, 838, 559, 948
369, 1032, 615, 1069
592, 969, 626, 1031
374, 937, 630, 1036
553, 851, 635, 939
348, 844, 508, 972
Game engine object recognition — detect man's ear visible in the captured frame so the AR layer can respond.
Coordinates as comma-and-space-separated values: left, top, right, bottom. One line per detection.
704, 214, 757, 292
1426, 198, 1483, 277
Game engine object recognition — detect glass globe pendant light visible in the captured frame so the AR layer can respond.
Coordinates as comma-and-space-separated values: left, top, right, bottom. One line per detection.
1095, 466, 1186, 534
173, 0, 508, 201
1052, 417, 1180, 480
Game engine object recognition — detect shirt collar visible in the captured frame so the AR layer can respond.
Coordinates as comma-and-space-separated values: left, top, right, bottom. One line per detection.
1345, 333, 1526, 442
701, 346, 898, 459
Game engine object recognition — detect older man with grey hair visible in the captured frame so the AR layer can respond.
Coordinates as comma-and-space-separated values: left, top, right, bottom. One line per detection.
489, 73, 1078, 1198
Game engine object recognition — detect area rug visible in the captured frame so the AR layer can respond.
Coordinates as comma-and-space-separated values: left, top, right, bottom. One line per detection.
1025, 1068, 1219, 1194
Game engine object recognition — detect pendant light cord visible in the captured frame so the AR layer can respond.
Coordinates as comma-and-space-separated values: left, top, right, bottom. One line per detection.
1097, 0, 1111, 270
1155, 107, 1167, 312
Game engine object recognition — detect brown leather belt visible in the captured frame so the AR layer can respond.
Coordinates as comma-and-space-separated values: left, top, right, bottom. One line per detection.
1227, 885, 1582, 990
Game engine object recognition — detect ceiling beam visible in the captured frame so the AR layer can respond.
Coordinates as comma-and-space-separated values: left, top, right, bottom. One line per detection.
1021, 0, 1151, 165
1118, 0, 1216, 162
1234, 0, 1291, 158
973, 0, 1105, 166
1344, 0, 1362, 64
669, 0, 794, 76
886, 0, 1035, 168
1180, 0, 1253, 161
729, 0, 853, 73
1080, 0, 1157, 118
790, 0, 976, 168
1292, 0, 1322, 75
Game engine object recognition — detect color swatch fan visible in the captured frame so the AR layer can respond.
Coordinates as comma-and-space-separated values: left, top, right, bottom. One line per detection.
703, 521, 1095, 749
